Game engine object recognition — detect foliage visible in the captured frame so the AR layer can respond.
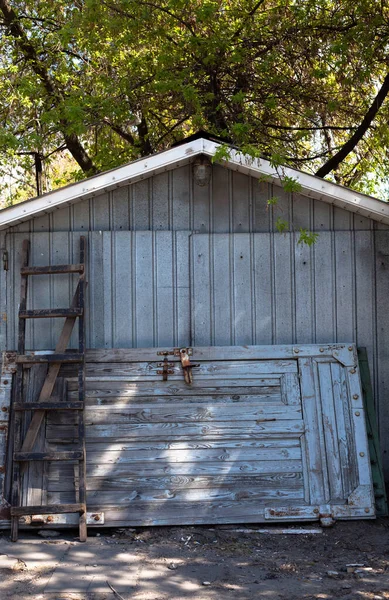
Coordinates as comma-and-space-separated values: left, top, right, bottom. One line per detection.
298, 228, 319, 246
1, 0, 389, 202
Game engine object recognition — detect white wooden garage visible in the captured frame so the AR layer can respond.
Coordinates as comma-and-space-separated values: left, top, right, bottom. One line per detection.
0, 135, 387, 533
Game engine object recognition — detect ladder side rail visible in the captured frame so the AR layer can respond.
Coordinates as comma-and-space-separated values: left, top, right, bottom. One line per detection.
77, 236, 87, 541
11, 240, 30, 542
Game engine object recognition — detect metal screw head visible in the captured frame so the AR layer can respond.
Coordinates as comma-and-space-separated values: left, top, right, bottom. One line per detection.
94, 515, 100, 521
353, 394, 359, 400
293, 348, 299, 354
46, 516, 54, 523
319, 348, 324, 353
1, 407, 7, 412
348, 346, 353, 351
2, 380, 8, 385
359, 452, 365, 457
355, 411, 360, 416
313, 508, 319, 514
350, 368, 356, 374
364, 508, 370, 513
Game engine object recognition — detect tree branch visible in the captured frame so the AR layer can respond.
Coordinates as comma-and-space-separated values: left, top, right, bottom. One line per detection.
0, 0, 98, 175
316, 70, 389, 178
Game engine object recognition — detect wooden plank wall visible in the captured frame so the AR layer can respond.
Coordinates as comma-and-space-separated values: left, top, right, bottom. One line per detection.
5, 231, 191, 351
5, 164, 389, 234
191, 231, 389, 481
1, 162, 389, 480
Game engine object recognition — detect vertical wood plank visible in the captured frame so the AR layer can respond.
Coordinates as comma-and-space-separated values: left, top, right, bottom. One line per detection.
273, 233, 294, 344
298, 357, 327, 504
191, 234, 211, 346
88, 232, 105, 348
232, 172, 250, 233
155, 231, 174, 347
52, 207, 71, 231
193, 178, 211, 233
334, 231, 355, 342
271, 187, 290, 232
111, 187, 130, 231
175, 231, 191, 347
50, 232, 71, 349
172, 166, 190, 230
313, 232, 335, 343
291, 193, 311, 230
211, 165, 230, 233
233, 234, 253, 344
92, 193, 110, 230
253, 234, 272, 344
72, 199, 91, 231
253, 180, 271, 232
102, 232, 113, 348
312, 199, 332, 231
151, 172, 170, 230
330, 362, 357, 497
333, 206, 351, 230
212, 235, 232, 345
112, 232, 133, 347
317, 362, 343, 500
354, 231, 375, 400
30, 233, 51, 350
294, 235, 314, 343
0, 232, 7, 351
135, 231, 155, 347
132, 180, 151, 230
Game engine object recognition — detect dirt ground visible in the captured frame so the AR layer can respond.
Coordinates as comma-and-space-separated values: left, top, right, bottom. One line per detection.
0, 519, 388, 599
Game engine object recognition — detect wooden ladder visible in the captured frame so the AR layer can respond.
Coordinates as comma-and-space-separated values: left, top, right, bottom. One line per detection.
10, 236, 87, 542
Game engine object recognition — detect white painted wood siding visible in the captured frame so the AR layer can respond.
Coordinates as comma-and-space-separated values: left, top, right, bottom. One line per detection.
3, 229, 389, 479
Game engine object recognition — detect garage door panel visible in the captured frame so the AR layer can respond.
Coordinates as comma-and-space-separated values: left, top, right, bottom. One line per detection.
49, 483, 306, 506
82, 444, 302, 463
73, 360, 298, 379
81, 391, 284, 405
48, 472, 304, 492
41, 344, 374, 526
47, 420, 306, 441
48, 404, 302, 425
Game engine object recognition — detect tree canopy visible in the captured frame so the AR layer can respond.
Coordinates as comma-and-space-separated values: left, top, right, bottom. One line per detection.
1, 0, 389, 204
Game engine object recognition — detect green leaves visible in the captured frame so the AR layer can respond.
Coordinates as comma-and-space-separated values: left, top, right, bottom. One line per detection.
298, 229, 319, 246
282, 176, 303, 194
1, 0, 389, 202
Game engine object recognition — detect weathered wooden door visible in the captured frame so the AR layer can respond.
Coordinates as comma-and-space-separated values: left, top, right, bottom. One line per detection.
44, 344, 374, 527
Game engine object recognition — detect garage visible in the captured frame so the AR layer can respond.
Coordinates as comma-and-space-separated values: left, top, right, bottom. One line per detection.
0, 136, 387, 534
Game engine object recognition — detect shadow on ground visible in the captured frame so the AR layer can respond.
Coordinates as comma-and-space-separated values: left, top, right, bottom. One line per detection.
0, 519, 388, 599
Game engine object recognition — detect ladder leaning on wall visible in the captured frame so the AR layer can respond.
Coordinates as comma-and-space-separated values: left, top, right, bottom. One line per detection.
10, 236, 88, 542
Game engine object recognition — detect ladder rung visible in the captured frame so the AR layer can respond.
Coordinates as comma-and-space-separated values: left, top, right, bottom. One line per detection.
16, 353, 83, 364
14, 451, 83, 461
19, 308, 83, 319
13, 402, 84, 411
11, 503, 86, 516
21, 264, 84, 276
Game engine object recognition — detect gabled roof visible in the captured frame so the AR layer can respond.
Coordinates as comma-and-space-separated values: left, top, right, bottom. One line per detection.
1, 137, 389, 230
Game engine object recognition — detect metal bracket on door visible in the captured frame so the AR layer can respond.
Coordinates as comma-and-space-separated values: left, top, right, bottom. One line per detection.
156, 354, 174, 381
156, 348, 199, 383
175, 348, 199, 384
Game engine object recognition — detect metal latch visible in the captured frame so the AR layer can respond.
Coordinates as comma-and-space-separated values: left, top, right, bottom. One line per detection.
157, 356, 174, 381
156, 348, 199, 383
175, 348, 199, 384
